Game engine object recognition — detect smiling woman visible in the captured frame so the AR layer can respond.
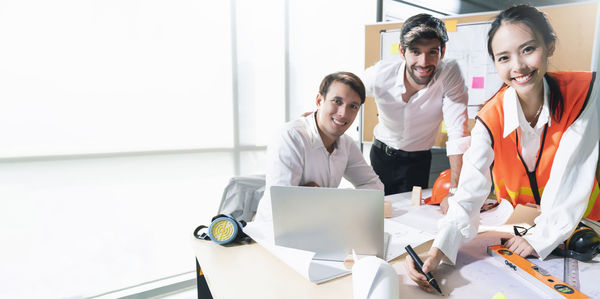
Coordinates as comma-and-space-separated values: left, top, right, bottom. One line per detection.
488, 18, 555, 125
405, 5, 600, 294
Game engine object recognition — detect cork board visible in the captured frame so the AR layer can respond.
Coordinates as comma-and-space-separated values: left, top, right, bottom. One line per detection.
362, 1, 599, 144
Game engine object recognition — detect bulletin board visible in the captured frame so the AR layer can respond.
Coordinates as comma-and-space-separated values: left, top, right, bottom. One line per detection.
362, 1, 600, 144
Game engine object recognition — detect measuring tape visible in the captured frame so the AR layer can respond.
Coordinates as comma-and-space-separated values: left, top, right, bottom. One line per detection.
564, 257, 580, 290
487, 245, 589, 298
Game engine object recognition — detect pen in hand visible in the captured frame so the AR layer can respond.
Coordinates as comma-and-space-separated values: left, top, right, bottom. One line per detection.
405, 245, 443, 295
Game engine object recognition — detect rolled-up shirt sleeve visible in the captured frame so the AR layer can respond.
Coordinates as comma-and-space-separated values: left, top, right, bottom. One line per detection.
433, 120, 494, 264
442, 61, 470, 156
524, 79, 600, 259
446, 136, 471, 156
343, 141, 384, 191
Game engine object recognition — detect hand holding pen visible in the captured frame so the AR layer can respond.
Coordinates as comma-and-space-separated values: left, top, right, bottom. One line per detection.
404, 245, 444, 295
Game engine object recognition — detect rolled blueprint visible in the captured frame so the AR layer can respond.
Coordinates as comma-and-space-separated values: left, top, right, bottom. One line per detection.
352, 255, 399, 299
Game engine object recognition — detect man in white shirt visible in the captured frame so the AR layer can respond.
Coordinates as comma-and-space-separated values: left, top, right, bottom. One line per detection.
364, 14, 470, 197
255, 72, 384, 221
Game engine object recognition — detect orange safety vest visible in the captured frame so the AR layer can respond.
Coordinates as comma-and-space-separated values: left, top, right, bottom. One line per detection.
477, 72, 600, 221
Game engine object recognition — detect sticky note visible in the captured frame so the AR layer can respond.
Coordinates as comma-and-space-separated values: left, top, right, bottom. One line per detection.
472, 76, 485, 89
491, 292, 507, 299
445, 20, 458, 32
391, 43, 400, 54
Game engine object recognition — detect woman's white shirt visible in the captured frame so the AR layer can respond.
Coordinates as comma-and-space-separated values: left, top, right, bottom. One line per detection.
433, 77, 599, 263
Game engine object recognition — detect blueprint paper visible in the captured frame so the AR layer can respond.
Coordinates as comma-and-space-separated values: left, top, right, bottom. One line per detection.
352, 256, 399, 299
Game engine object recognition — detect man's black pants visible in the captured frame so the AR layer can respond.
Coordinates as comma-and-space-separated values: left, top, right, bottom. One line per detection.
370, 138, 432, 196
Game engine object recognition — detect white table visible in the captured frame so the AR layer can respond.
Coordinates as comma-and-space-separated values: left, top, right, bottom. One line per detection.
194, 191, 600, 298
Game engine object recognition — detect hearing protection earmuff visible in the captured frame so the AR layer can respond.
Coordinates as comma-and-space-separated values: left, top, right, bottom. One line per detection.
552, 223, 600, 262
193, 214, 250, 245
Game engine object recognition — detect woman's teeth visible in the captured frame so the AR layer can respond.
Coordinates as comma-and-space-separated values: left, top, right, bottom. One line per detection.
513, 72, 533, 82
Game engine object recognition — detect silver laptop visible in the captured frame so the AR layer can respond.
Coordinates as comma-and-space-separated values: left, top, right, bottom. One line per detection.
270, 186, 384, 261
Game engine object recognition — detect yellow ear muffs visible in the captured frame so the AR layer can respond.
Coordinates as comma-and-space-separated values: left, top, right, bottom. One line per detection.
193, 214, 248, 245
553, 224, 600, 261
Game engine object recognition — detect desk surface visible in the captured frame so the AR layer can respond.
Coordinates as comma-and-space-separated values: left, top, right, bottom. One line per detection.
194, 240, 359, 298
194, 192, 600, 299
192, 235, 527, 299
193, 192, 431, 299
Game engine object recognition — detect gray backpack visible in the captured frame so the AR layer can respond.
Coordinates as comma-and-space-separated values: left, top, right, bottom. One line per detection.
217, 174, 266, 223
194, 175, 265, 244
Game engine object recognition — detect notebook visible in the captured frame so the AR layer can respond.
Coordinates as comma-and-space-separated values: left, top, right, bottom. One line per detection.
270, 186, 384, 261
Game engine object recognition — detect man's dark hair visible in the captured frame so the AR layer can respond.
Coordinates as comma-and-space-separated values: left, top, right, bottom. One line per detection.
400, 13, 449, 50
319, 72, 366, 104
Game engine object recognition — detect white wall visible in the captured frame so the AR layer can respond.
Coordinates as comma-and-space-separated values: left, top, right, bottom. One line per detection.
382, 0, 447, 22
235, 0, 285, 147
288, 0, 377, 140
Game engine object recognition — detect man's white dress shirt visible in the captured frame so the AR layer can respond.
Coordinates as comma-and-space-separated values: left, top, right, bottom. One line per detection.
254, 112, 384, 222
364, 59, 470, 155
434, 77, 600, 263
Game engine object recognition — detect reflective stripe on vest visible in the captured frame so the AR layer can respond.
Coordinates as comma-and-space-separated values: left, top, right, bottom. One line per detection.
478, 72, 600, 221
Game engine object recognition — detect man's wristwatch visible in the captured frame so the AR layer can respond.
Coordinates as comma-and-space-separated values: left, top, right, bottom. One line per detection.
448, 187, 458, 195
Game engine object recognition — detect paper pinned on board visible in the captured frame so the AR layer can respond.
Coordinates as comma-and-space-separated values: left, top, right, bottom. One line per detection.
444, 19, 458, 32
390, 43, 400, 54
472, 76, 485, 89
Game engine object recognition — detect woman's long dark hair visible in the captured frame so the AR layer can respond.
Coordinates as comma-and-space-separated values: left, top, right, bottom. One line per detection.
487, 5, 564, 122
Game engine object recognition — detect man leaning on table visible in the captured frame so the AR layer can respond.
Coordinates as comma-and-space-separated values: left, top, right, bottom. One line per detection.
254, 72, 384, 222
363, 13, 470, 209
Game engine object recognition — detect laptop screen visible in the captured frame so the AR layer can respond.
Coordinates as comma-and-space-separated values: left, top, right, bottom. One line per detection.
270, 186, 384, 261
